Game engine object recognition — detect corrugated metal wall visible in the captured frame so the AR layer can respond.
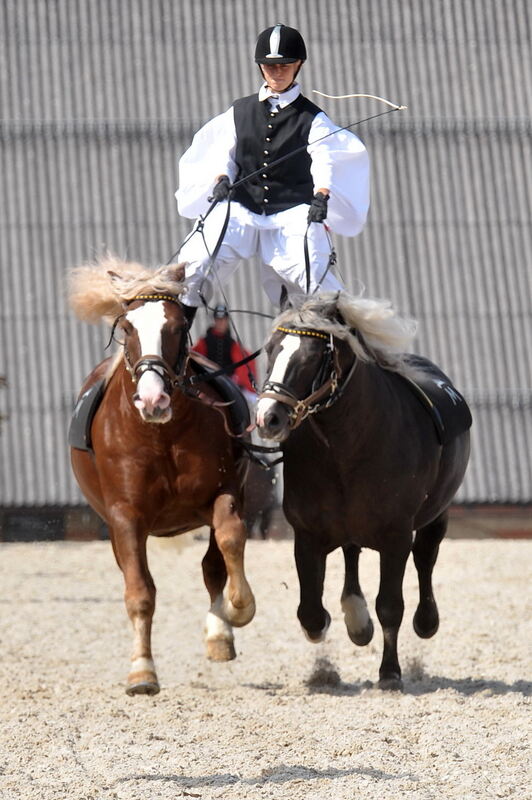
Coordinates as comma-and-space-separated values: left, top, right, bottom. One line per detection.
1, 0, 531, 505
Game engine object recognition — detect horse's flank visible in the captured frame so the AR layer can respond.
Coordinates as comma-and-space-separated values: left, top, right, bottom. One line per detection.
272, 291, 421, 378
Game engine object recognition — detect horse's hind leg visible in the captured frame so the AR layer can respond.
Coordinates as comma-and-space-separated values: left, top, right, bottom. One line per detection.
203, 494, 255, 661
109, 517, 159, 696
341, 545, 374, 646
295, 533, 331, 642
376, 539, 411, 690
202, 529, 236, 661
412, 511, 448, 638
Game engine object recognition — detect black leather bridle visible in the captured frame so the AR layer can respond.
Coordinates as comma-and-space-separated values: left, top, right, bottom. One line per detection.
112, 293, 189, 395
259, 325, 357, 430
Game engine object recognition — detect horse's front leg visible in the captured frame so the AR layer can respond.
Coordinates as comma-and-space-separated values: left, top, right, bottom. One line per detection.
341, 544, 374, 646
203, 494, 255, 661
294, 532, 331, 642
109, 510, 159, 696
376, 536, 412, 691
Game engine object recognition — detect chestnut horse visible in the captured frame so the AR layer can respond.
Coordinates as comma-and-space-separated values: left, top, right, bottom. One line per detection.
68, 258, 255, 695
256, 292, 471, 690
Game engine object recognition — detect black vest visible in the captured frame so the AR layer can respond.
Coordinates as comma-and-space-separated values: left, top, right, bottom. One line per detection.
232, 94, 322, 215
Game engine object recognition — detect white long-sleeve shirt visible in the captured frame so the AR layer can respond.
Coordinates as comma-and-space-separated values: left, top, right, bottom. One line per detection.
176, 83, 370, 237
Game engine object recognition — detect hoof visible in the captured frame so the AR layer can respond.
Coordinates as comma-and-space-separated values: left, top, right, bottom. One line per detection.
302, 610, 331, 643
413, 603, 439, 639
126, 659, 159, 695
126, 679, 160, 696
342, 595, 374, 646
378, 675, 403, 692
206, 637, 236, 661
347, 618, 374, 647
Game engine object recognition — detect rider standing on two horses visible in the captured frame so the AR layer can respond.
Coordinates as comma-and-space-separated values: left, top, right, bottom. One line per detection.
175, 23, 370, 326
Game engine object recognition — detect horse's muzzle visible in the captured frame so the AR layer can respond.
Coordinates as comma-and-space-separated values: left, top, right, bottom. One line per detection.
255, 399, 291, 441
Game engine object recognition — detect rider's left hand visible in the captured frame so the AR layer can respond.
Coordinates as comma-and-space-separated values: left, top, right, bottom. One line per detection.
307, 191, 329, 223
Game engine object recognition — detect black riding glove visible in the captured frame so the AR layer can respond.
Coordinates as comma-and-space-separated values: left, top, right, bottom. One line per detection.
210, 175, 232, 202
307, 191, 329, 223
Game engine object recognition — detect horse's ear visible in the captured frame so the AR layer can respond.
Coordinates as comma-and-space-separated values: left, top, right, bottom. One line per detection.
106, 271, 129, 308
107, 270, 121, 284
279, 285, 290, 311
158, 263, 186, 285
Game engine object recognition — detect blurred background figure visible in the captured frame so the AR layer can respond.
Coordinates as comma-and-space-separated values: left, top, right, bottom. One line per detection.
192, 304, 258, 406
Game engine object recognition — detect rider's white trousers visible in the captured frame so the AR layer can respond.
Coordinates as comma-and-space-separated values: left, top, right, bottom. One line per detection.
178, 201, 343, 307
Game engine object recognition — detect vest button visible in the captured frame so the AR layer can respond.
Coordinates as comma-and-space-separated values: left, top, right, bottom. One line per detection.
264, 186, 269, 191
270, 113, 275, 117
263, 162, 268, 166
263, 150, 269, 155
263, 198, 269, 203
262, 173, 268, 178
265, 137, 271, 142
268, 124, 273, 129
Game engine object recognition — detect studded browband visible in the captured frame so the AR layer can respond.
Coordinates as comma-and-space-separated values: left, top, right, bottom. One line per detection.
276, 325, 329, 340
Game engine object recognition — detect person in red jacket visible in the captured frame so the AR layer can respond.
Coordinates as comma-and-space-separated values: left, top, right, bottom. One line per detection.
192, 304, 257, 404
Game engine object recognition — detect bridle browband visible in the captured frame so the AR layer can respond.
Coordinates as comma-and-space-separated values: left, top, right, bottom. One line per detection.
259, 325, 357, 429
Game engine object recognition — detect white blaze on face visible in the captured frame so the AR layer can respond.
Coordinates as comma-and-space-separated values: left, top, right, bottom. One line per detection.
256, 334, 301, 427
126, 302, 170, 410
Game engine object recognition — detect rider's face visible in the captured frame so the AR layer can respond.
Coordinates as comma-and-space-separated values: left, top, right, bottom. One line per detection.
260, 61, 302, 93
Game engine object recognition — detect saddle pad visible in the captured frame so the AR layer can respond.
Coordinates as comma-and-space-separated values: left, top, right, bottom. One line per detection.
188, 352, 251, 436
68, 379, 106, 452
397, 355, 472, 446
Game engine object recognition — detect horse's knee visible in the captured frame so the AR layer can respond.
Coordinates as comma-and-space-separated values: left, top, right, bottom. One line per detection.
124, 587, 155, 621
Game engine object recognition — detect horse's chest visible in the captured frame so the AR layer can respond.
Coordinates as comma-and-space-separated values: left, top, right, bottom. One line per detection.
283, 443, 432, 545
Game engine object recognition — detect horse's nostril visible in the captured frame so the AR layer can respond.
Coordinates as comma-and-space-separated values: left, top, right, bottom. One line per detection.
266, 411, 281, 430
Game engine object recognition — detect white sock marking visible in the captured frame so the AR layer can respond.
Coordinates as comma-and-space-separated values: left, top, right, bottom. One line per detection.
342, 594, 370, 633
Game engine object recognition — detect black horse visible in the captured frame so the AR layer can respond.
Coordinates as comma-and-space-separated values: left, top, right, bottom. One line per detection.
256, 292, 471, 689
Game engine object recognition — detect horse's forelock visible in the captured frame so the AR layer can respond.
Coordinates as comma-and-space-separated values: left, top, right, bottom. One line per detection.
68, 257, 186, 323
107, 261, 186, 303
271, 292, 418, 376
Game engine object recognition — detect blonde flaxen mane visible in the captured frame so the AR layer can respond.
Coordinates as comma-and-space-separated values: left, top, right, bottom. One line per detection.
273, 292, 419, 376
67, 255, 186, 324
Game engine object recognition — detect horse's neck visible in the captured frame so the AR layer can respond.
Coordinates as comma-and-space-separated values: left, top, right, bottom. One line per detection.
321, 358, 390, 437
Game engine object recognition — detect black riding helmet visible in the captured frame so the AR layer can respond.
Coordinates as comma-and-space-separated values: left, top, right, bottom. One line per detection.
254, 24, 307, 64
